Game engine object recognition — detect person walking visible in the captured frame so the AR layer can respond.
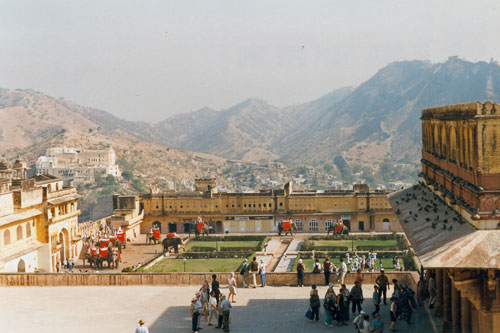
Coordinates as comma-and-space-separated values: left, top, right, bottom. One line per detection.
228, 272, 237, 303
220, 293, 232, 332
309, 288, 321, 322
135, 319, 149, 333
350, 281, 364, 314
296, 258, 305, 287
323, 284, 336, 327
375, 269, 390, 305
337, 258, 347, 284
352, 310, 367, 332
372, 312, 384, 333
208, 291, 218, 326
250, 257, 259, 288
200, 285, 209, 322
259, 259, 266, 287
336, 285, 349, 326
190, 297, 200, 333
417, 276, 426, 306
323, 257, 332, 285
372, 285, 380, 317
355, 268, 365, 285
215, 294, 226, 329
211, 274, 220, 305
239, 259, 250, 288
428, 273, 436, 309
389, 296, 398, 332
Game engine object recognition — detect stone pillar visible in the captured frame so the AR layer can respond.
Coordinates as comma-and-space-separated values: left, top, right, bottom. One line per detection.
461, 296, 471, 333
451, 284, 460, 332
436, 268, 444, 316
443, 269, 452, 329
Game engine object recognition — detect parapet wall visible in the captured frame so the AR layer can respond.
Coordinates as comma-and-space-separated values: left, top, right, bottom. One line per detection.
0, 272, 419, 290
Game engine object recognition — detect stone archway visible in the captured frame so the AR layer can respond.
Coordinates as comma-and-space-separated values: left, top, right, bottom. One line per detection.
17, 259, 26, 272
58, 228, 70, 261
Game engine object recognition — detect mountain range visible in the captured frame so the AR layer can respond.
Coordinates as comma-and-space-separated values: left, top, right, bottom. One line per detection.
149, 57, 500, 167
2, 57, 500, 178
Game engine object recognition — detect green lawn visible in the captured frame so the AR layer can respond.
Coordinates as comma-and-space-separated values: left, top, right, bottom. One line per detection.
186, 240, 261, 251
144, 258, 246, 272
311, 239, 399, 249
301, 258, 400, 272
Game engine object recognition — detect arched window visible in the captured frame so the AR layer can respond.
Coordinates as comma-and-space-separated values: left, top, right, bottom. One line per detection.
26, 222, 31, 238
17, 225, 23, 240
4, 229, 10, 245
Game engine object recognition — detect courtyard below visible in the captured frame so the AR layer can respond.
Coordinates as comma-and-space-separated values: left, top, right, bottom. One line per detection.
0, 285, 436, 332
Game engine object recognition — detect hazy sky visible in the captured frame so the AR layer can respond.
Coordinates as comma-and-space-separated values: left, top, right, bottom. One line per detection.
1, 0, 500, 122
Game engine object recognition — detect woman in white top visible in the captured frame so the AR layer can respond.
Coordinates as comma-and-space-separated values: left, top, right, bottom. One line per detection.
228, 272, 237, 303
208, 291, 218, 326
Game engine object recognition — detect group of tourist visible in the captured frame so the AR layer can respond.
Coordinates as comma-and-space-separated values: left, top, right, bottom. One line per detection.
188, 274, 232, 333
306, 269, 418, 332
238, 257, 267, 289
55, 258, 75, 272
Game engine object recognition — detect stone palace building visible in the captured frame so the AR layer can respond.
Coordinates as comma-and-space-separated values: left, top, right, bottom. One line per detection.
140, 179, 399, 234
0, 160, 81, 272
389, 101, 500, 332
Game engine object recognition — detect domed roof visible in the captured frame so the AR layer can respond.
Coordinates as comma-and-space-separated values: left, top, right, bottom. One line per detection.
0, 160, 11, 170
13, 159, 27, 169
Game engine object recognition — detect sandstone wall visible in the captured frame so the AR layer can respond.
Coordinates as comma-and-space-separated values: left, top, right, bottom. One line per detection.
0, 271, 418, 290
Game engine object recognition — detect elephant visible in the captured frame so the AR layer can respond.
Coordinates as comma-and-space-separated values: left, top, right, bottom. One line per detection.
162, 237, 185, 254
278, 221, 297, 236
194, 222, 209, 237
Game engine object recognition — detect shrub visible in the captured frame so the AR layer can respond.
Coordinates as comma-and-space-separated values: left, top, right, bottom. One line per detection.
356, 245, 401, 251
192, 236, 267, 242
180, 252, 252, 259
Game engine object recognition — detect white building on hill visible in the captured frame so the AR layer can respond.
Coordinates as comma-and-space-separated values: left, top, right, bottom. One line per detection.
36, 147, 121, 185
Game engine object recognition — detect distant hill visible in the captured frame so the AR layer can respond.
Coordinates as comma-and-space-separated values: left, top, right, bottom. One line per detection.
0, 88, 227, 184
3, 57, 500, 186
148, 57, 500, 168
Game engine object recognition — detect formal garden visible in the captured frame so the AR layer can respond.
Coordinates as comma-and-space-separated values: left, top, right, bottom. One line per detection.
140, 235, 268, 273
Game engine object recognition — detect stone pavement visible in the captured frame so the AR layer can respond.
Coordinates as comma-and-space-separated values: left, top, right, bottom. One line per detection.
0, 284, 436, 333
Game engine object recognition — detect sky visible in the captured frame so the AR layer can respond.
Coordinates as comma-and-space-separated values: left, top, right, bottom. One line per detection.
1, 0, 500, 122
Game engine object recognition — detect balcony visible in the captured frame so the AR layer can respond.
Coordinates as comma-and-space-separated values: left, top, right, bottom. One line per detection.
51, 209, 81, 223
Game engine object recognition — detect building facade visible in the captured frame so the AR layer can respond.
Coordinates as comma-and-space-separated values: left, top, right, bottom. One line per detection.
390, 101, 500, 332
140, 179, 399, 234
0, 160, 81, 272
421, 101, 500, 228
36, 147, 121, 186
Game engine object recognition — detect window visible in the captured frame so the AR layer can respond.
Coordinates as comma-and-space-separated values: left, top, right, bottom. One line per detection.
269, 203, 272, 208
359, 221, 365, 231
231, 204, 234, 208
253, 204, 256, 208
17, 225, 23, 240
244, 204, 247, 208
4, 230, 10, 245
258, 203, 261, 208
263, 203, 266, 208
26, 223, 31, 238
280, 202, 283, 207
309, 219, 318, 232
324, 219, 334, 232
295, 219, 303, 232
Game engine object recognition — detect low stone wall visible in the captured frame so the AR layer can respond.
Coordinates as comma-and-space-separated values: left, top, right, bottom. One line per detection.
0, 271, 419, 289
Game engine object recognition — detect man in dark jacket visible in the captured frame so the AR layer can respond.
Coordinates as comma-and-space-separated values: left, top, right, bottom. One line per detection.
211, 274, 220, 305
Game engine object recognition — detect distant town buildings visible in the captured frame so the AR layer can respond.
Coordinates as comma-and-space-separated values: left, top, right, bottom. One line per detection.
36, 147, 121, 186
0, 159, 81, 272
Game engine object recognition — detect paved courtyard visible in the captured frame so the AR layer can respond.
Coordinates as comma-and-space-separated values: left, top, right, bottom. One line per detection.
0, 284, 436, 332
